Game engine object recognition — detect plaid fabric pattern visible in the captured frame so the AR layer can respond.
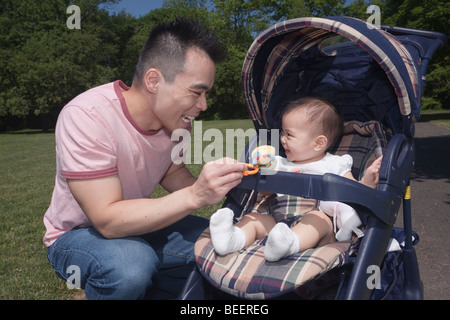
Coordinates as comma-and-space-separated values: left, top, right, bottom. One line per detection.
330, 120, 388, 179
247, 193, 316, 223
195, 228, 350, 299
380, 31, 420, 120
268, 195, 317, 223
260, 27, 332, 125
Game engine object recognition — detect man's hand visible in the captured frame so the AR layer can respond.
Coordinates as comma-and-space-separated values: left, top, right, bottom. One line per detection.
189, 158, 247, 208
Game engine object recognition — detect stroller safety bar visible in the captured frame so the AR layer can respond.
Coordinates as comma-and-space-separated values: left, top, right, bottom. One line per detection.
237, 133, 414, 226
238, 170, 396, 225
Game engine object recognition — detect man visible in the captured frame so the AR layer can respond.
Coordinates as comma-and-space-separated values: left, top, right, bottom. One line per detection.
44, 18, 246, 299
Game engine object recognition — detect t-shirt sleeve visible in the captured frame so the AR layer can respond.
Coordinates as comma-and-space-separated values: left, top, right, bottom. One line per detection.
337, 154, 353, 176
56, 105, 118, 180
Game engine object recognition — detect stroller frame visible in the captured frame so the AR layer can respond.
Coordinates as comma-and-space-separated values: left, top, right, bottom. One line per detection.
180, 17, 447, 300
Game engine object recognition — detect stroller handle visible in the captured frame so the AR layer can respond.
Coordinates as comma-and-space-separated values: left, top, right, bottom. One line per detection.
380, 25, 447, 43
381, 25, 447, 43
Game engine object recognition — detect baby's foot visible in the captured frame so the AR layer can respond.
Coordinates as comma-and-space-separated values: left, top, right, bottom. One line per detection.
264, 223, 299, 262
209, 208, 246, 255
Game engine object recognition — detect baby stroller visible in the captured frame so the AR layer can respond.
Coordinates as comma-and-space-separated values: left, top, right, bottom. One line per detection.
179, 16, 447, 300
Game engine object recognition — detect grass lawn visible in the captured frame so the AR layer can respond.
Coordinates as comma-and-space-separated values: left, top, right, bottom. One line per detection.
0, 119, 253, 300
0, 131, 72, 299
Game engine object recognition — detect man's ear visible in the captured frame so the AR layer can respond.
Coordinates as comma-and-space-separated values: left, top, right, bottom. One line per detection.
144, 69, 161, 93
314, 135, 328, 151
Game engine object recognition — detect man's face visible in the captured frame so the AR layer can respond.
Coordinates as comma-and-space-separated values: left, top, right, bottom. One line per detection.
154, 48, 216, 132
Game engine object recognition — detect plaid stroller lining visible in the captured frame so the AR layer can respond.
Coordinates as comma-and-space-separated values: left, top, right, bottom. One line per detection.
331, 120, 388, 179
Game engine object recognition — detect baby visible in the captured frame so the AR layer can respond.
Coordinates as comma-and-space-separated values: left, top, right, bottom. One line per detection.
209, 97, 382, 261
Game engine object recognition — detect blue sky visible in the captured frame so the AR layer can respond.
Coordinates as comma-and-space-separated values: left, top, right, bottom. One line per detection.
100, 0, 165, 17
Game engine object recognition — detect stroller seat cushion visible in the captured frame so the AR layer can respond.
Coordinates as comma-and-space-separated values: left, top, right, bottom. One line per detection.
195, 228, 350, 299
250, 192, 317, 223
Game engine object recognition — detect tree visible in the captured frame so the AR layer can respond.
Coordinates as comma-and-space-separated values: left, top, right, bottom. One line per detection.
203, 0, 264, 119
380, 0, 449, 110
2, 0, 446, 131
0, 0, 135, 131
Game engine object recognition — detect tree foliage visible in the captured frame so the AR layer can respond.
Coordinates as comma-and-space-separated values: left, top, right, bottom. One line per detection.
0, 0, 448, 131
0, 0, 134, 130
380, 0, 450, 110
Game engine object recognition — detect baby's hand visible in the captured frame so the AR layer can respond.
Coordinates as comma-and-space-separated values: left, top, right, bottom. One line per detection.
361, 156, 383, 188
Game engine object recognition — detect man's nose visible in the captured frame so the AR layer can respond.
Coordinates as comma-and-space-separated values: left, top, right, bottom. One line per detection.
196, 94, 207, 111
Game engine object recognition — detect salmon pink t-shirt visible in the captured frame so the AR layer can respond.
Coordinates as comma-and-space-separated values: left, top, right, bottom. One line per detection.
43, 80, 182, 247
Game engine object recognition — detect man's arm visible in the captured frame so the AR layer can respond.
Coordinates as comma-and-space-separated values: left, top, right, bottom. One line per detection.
159, 162, 197, 193
68, 158, 247, 239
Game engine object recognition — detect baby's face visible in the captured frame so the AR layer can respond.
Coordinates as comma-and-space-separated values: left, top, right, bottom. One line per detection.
280, 109, 325, 164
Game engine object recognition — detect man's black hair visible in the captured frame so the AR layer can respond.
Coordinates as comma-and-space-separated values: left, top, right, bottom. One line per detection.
133, 17, 226, 84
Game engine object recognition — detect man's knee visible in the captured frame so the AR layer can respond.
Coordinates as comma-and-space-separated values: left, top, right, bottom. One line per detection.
85, 238, 159, 300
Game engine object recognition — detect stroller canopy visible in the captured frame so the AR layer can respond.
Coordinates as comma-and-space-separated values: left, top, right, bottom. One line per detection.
242, 16, 423, 135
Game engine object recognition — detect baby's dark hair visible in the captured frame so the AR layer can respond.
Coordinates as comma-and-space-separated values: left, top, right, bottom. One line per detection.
282, 97, 344, 149
133, 17, 226, 85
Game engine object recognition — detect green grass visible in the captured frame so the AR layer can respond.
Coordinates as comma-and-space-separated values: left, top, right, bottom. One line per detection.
0, 119, 253, 299
0, 131, 73, 299
419, 109, 450, 128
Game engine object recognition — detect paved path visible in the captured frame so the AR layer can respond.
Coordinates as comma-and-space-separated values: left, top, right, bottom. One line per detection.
397, 121, 450, 300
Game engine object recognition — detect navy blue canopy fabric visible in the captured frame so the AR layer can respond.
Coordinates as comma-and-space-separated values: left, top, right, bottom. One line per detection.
242, 16, 446, 134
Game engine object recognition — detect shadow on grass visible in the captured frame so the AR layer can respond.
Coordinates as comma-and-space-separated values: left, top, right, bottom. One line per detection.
0, 129, 55, 135
419, 110, 450, 122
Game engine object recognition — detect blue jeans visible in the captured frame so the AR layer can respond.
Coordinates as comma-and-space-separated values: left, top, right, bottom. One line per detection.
47, 215, 208, 300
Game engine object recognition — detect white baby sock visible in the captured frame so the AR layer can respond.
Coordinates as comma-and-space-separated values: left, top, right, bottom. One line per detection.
209, 208, 246, 255
264, 222, 300, 262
